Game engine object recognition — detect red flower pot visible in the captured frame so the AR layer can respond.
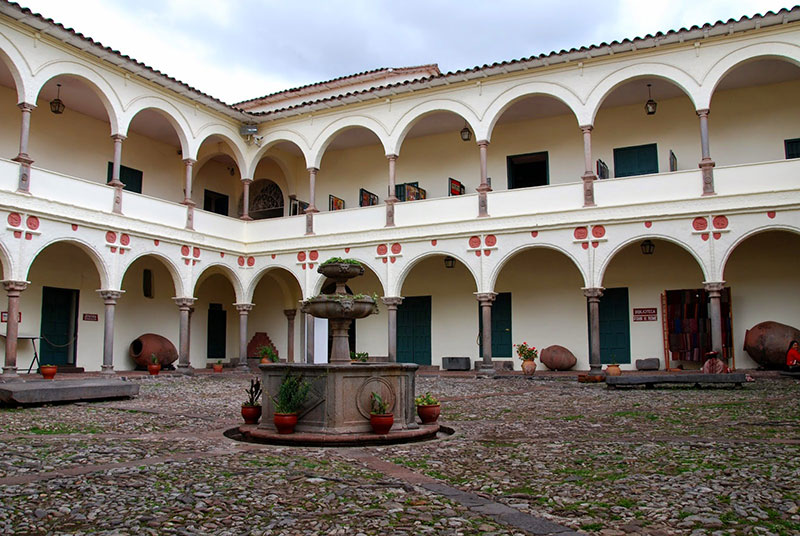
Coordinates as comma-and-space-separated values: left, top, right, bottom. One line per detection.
212, 364, 223, 373
241, 405, 262, 425
417, 404, 441, 424
273, 412, 298, 434
147, 363, 161, 375
370, 413, 394, 435
40, 365, 57, 380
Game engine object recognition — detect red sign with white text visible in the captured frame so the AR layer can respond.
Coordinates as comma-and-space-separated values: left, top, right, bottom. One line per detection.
633, 308, 657, 322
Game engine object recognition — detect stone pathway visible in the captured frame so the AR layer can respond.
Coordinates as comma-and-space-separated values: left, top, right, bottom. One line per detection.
0, 371, 797, 535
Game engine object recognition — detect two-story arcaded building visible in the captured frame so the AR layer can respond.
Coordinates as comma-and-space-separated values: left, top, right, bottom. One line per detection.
0, 1, 798, 377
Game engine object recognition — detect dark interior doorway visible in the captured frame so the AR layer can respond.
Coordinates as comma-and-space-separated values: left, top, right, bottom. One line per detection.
507, 151, 549, 189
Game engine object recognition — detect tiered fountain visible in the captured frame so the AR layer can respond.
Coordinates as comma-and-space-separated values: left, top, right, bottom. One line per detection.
239, 260, 437, 446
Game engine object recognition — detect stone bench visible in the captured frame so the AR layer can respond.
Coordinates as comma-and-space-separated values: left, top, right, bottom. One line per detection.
605, 373, 747, 389
0, 378, 140, 405
442, 357, 471, 371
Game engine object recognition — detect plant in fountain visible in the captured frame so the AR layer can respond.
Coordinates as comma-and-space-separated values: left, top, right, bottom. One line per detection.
350, 351, 369, 363
414, 392, 441, 424
241, 378, 263, 425
269, 371, 311, 434
369, 391, 393, 434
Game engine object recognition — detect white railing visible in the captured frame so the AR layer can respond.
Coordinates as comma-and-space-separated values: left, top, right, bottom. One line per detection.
243, 213, 306, 242
193, 209, 246, 241
121, 190, 187, 230
594, 169, 703, 207
394, 193, 478, 227
28, 166, 115, 212
714, 158, 800, 196
488, 182, 584, 217
314, 204, 386, 235
0, 159, 19, 192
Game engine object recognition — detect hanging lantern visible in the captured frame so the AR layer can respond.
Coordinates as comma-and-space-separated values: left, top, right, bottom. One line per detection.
50, 83, 65, 114
460, 121, 471, 142
644, 83, 657, 116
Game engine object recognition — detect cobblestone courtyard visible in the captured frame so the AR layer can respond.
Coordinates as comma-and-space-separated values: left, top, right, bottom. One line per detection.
0, 372, 798, 536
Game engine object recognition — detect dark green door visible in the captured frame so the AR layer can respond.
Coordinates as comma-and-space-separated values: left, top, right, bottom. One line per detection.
479, 292, 512, 358
397, 296, 431, 365
597, 287, 631, 364
207, 303, 226, 360
613, 143, 658, 177
40, 286, 79, 366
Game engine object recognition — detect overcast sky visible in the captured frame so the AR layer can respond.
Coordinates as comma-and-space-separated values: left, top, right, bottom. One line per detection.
17, 0, 790, 104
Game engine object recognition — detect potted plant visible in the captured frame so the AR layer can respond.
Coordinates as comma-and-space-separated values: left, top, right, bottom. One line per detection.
350, 351, 369, 363
268, 371, 311, 434
258, 345, 279, 364
147, 353, 161, 375
39, 364, 57, 380
414, 392, 441, 424
514, 342, 538, 375
212, 360, 224, 373
241, 378, 263, 425
605, 357, 621, 377
369, 391, 393, 434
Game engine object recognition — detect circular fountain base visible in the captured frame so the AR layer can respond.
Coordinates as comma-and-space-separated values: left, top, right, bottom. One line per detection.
232, 423, 444, 447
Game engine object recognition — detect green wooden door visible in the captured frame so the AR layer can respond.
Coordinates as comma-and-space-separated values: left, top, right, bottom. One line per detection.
397, 296, 431, 365
613, 144, 658, 178
206, 303, 226, 360
479, 292, 512, 358
40, 286, 79, 366
597, 287, 631, 364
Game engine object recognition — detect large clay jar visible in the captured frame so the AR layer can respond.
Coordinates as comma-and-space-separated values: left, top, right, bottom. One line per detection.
130, 333, 178, 368
540, 345, 578, 371
744, 321, 800, 369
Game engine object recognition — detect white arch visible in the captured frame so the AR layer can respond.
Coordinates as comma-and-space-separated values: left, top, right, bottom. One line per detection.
193, 262, 245, 303
27, 237, 111, 290
597, 234, 709, 286
251, 153, 294, 202
392, 251, 479, 297
0, 237, 15, 281
31, 62, 123, 134
489, 243, 589, 291
310, 256, 386, 297
308, 115, 391, 169
194, 127, 249, 176
0, 36, 29, 103
719, 224, 800, 280
482, 82, 584, 142
245, 265, 303, 304
389, 99, 481, 156
120, 96, 193, 157
584, 63, 701, 125
700, 42, 800, 109
247, 130, 312, 177
119, 251, 185, 298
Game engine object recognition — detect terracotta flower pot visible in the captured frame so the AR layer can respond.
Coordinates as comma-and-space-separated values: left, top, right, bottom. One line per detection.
273, 412, 298, 434
241, 405, 262, 425
147, 363, 161, 375
521, 360, 537, 376
212, 363, 223, 373
605, 364, 622, 376
370, 413, 393, 435
417, 404, 441, 424
40, 365, 57, 380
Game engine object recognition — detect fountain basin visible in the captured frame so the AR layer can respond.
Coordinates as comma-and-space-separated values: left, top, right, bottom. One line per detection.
300, 295, 377, 319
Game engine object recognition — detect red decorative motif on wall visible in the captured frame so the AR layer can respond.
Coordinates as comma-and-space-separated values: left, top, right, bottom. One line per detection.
120, 234, 130, 246
581, 243, 589, 250
344, 248, 350, 253
26, 216, 39, 230
238, 256, 245, 266
110, 246, 117, 253
713, 232, 722, 240
484, 235, 497, 247
431, 240, 437, 246
181, 245, 190, 256
247, 256, 255, 267
7, 213, 21, 227
574, 227, 588, 240
154, 239, 160, 246
220, 252, 225, 258
391, 243, 402, 254
530, 231, 538, 238
309, 250, 319, 261
376, 244, 388, 256
712, 215, 728, 229
591, 225, 605, 238
767, 211, 776, 219
192, 247, 200, 258
271, 254, 276, 259
297, 251, 306, 262
106, 231, 117, 243
644, 221, 652, 228
468, 236, 481, 249
701, 233, 710, 241
71, 224, 78, 231
692, 217, 708, 231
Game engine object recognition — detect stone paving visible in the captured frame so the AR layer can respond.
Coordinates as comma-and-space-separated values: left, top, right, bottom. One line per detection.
0, 371, 798, 535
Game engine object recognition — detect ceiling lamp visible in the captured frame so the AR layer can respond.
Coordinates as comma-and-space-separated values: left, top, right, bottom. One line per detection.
460, 121, 471, 142
644, 83, 657, 116
640, 239, 655, 255
50, 83, 65, 114
443, 256, 456, 269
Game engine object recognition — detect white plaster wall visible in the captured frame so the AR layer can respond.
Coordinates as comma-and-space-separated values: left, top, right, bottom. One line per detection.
193, 273, 238, 366
318, 142, 386, 209
0, 84, 19, 160
724, 231, 800, 369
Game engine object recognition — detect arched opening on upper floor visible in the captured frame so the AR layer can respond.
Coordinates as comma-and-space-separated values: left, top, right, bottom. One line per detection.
0, 51, 22, 162
601, 237, 706, 371
251, 141, 305, 217
493, 245, 587, 371
723, 229, 800, 370
398, 253, 478, 368
118, 253, 180, 371
194, 265, 240, 368
393, 110, 480, 202
317, 126, 386, 213
488, 94, 583, 190
249, 267, 304, 363
593, 77, 699, 180
709, 57, 800, 167
194, 135, 244, 218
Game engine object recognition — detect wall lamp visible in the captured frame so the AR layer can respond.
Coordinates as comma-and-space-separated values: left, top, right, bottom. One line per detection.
443, 256, 456, 268
640, 239, 655, 255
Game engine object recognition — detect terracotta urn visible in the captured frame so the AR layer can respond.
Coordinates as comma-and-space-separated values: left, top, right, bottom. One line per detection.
605, 364, 621, 376
743, 321, 800, 369
540, 345, 577, 371
130, 333, 178, 369
417, 404, 441, 424
241, 405, 262, 425
39, 365, 57, 380
521, 359, 537, 376
273, 413, 298, 434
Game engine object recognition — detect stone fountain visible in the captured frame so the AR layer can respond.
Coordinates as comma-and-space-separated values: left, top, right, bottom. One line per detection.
241, 260, 435, 445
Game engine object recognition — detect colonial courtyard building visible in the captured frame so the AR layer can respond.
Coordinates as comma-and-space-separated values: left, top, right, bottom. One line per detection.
0, 2, 798, 377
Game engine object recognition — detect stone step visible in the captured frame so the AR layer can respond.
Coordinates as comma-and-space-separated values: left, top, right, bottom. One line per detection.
0, 378, 139, 405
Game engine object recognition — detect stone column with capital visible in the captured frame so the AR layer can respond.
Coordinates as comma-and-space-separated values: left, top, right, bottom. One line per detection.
305, 312, 315, 364
580, 125, 597, 207
697, 109, 716, 196
2, 281, 28, 379
241, 178, 253, 220
12, 103, 35, 193
305, 167, 320, 235
476, 140, 491, 217
385, 154, 399, 227
583, 287, 604, 375
284, 309, 297, 362
476, 292, 496, 373
182, 158, 196, 229
704, 282, 726, 355
382, 297, 403, 362
173, 297, 196, 374
98, 290, 124, 374
235, 303, 254, 369
109, 134, 127, 213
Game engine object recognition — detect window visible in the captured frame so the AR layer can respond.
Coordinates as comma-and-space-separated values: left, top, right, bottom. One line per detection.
613, 144, 658, 178
142, 269, 154, 299
106, 163, 143, 194
203, 189, 229, 216
785, 138, 800, 159
507, 151, 548, 189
